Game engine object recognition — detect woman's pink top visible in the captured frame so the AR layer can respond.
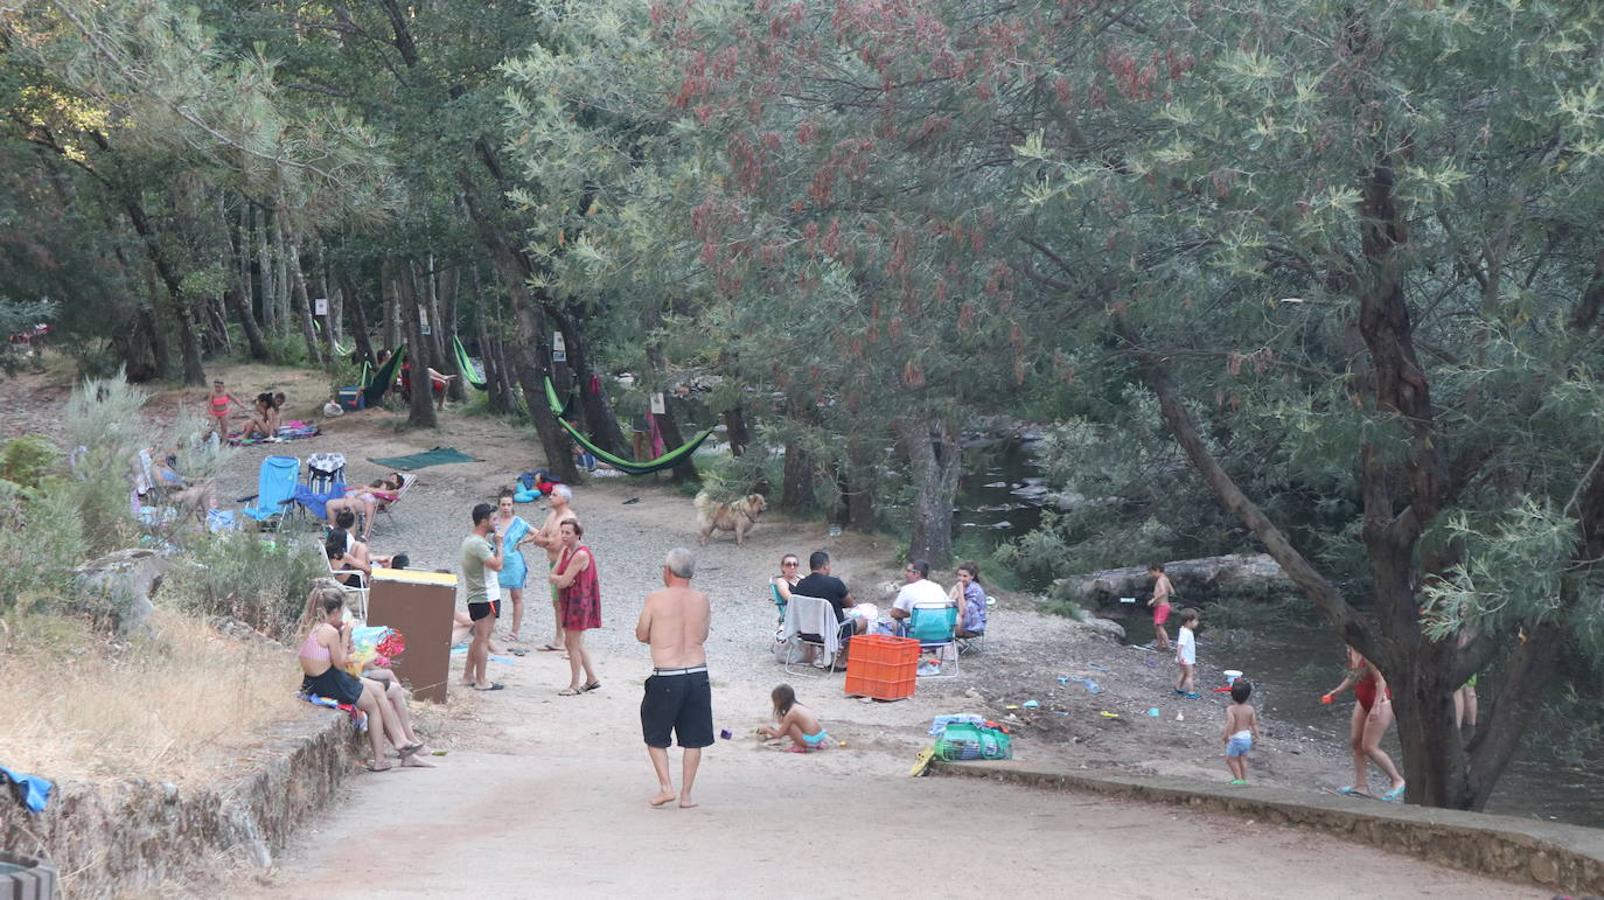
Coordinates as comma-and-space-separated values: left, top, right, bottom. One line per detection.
299, 629, 331, 663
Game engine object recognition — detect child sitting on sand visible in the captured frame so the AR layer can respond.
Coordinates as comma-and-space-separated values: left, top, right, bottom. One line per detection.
1222, 679, 1260, 785
757, 684, 829, 752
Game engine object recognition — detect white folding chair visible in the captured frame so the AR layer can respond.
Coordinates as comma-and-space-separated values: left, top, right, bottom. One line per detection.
326, 555, 369, 620
781, 595, 848, 677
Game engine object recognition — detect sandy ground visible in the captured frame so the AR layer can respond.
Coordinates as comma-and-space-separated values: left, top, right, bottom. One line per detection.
0, 361, 1538, 895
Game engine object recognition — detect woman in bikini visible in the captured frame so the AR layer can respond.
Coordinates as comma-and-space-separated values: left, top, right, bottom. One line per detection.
549, 519, 601, 696
325, 472, 404, 542
298, 586, 432, 771
1324, 645, 1407, 801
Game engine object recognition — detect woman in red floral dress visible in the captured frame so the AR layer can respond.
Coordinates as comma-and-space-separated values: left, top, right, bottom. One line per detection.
550, 520, 601, 695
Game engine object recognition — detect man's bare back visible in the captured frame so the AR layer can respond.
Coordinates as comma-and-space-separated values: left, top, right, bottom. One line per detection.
638, 585, 710, 669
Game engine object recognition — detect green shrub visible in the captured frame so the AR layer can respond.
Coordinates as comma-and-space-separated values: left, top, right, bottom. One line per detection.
0, 482, 87, 617
264, 333, 309, 368
0, 436, 61, 490
163, 532, 327, 640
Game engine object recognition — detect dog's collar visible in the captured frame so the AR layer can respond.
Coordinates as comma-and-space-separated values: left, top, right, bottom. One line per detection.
738, 506, 758, 523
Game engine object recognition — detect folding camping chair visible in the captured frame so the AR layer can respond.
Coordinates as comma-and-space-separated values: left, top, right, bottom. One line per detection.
325, 553, 369, 620
374, 472, 418, 526
909, 603, 959, 678
781, 595, 850, 677
241, 456, 300, 530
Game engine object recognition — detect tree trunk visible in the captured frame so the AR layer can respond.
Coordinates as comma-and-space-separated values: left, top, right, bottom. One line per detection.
124, 200, 205, 385
390, 257, 438, 430
552, 307, 628, 455
281, 214, 325, 368
643, 343, 698, 483
895, 413, 961, 566
340, 270, 377, 367
441, 263, 466, 401
723, 406, 752, 457
458, 169, 576, 481
255, 204, 275, 334
224, 199, 269, 361
781, 440, 813, 512
845, 435, 877, 530
304, 243, 338, 364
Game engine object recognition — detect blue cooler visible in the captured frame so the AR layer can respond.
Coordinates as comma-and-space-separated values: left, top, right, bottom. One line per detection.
338, 386, 366, 411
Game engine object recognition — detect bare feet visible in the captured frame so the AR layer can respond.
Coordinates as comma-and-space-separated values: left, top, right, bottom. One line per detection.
678, 798, 699, 809
401, 754, 436, 768
649, 790, 676, 808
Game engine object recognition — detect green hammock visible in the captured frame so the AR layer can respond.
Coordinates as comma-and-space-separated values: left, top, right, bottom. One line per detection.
542, 375, 578, 419
362, 344, 406, 407
452, 336, 488, 391
313, 319, 351, 358
543, 377, 716, 476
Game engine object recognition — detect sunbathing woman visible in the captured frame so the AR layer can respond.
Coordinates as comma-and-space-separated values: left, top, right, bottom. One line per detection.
298, 586, 431, 771
325, 472, 404, 542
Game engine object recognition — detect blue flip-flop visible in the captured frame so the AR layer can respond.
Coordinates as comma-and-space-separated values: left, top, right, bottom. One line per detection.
1335, 785, 1359, 795
1381, 785, 1406, 802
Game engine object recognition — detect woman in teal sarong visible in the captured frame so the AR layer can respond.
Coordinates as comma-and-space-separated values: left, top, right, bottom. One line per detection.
493, 489, 537, 643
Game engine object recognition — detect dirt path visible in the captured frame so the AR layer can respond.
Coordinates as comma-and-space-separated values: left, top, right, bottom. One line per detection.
209, 405, 1522, 897
236, 648, 1526, 899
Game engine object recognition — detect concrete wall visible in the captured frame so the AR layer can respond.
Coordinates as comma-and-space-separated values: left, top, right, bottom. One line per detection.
933, 760, 1604, 895
0, 710, 355, 899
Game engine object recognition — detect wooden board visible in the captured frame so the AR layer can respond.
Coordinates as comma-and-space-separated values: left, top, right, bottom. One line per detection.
369, 569, 458, 704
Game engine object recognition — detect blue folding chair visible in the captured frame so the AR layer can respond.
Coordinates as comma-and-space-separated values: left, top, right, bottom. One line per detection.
241, 456, 300, 529
909, 603, 959, 678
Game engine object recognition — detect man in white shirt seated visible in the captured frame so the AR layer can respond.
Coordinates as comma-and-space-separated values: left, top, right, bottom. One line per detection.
889, 559, 951, 625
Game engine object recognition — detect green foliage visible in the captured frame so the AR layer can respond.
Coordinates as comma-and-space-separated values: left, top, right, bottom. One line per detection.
0, 298, 55, 375
264, 333, 310, 368
163, 533, 326, 641
0, 436, 62, 490
0, 480, 87, 617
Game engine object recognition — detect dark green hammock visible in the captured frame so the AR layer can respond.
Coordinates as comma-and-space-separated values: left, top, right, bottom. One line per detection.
542, 374, 578, 419
543, 377, 716, 476
452, 336, 488, 391
362, 345, 406, 407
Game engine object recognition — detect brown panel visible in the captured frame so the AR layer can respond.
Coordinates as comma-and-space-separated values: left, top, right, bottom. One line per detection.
368, 578, 457, 704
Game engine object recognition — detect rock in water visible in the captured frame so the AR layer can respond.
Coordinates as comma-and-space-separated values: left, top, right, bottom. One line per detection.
74, 548, 169, 637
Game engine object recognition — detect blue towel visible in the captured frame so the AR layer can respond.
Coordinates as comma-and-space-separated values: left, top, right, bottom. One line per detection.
291, 484, 344, 520
0, 764, 53, 814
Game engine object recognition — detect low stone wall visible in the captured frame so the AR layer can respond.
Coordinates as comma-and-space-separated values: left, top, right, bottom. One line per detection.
932, 760, 1604, 895
0, 709, 356, 899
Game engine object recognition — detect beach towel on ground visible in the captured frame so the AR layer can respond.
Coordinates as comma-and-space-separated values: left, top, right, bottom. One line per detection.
368, 446, 476, 470
228, 422, 321, 447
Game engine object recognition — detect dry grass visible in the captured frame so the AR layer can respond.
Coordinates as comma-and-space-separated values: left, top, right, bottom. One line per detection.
0, 608, 303, 784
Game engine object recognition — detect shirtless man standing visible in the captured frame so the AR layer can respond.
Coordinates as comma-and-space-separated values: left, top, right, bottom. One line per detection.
635, 547, 712, 809
529, 484, 579, 653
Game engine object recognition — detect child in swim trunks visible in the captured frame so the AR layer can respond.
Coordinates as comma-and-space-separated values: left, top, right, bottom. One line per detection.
1222, 679, 1260, 784
758, 683, 829, 752
1147, 563, 1173, 651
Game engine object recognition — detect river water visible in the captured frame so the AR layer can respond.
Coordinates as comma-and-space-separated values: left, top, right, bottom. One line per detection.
1095, 601, 1604, 828
954, 435, 1604, 829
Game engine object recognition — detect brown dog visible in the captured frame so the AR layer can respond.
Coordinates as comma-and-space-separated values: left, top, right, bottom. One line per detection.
694, 492, 768, 546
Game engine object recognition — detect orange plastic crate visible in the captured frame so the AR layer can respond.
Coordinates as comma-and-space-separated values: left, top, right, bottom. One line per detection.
844, 634, 920, 700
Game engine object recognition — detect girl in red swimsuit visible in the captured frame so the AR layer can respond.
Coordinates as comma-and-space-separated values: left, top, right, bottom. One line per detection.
1324, 645, 1407, 801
